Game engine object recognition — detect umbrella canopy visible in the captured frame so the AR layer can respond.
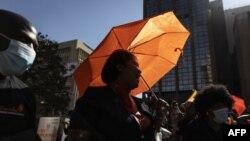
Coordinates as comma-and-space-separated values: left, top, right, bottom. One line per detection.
74, 11, 190, 96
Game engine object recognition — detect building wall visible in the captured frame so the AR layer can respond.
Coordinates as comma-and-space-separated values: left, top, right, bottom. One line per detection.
234, 12, 250, 105
58, 39, 92, 63
223, 5, 250, 105
208, 0, 234, 91
143, 0, 213, 102
58, 39, 93, 109
224, 5, 250, 53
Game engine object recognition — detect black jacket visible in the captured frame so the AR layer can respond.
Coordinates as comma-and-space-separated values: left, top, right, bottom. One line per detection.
0, 88, 40, 141
181, 116, 224, 141
69, 86, 155, 141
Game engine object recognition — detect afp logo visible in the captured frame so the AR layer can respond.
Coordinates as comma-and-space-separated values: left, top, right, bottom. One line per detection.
224, 125, 249, 140
228, 129, 246, 136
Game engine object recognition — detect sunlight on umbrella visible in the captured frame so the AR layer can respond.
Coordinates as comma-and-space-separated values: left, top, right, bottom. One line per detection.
74, 11, 190, 96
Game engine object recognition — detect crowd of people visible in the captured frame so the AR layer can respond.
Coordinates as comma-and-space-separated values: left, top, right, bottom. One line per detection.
1, 9, 249, 141
160, 84, 250, 141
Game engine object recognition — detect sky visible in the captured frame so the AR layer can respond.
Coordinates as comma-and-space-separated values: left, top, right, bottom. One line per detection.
223, 0, 250, 9
1, 0, 250, 49
0, 0, 143, 49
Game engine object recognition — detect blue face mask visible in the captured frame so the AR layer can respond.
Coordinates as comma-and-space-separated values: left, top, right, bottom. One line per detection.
0, 34, 36, 76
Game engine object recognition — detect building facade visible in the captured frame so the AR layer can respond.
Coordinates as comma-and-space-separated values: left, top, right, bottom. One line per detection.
58, 39, 92, 63
208, 0, 234, 92
224, 5, 250, 53
143, 0, 250, 106
58, 39, 92, 109
233, 11, 250, 105
143, 0, 218, 102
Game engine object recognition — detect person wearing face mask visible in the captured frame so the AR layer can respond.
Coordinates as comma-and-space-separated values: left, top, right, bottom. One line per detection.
0, 9, 41, 141
181, 84, 233, 141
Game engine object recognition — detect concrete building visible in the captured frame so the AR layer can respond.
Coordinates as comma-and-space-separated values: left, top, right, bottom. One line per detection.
222, 5, 250, 105
224, 5, 250, 53
233, 12, 250, 105
208, 0, 234, 92
58, 39, 93, 109
58, 39, 92, 63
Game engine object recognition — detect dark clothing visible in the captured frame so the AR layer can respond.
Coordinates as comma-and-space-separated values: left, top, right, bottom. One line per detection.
69, 86, 155, 141
181, 116, 223, 141
0, 88, 40, 141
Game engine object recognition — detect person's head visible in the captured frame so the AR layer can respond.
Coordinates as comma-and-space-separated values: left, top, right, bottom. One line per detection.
101, 49, 141, 91
0, 9, 38, 77
194, 84, 233, 124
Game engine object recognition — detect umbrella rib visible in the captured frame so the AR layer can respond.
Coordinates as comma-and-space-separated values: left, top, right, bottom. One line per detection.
133, 52, 177, 65
129, 32, 188, 50
140, 75, 158, 100
113, 30, 125, 50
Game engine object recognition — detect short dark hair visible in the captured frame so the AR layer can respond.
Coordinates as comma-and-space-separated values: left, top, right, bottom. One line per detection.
194, 84, 233, 114
101, 49, 137, 85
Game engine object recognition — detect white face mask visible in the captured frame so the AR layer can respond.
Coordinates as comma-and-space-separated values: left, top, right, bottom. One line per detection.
0, 35, 36, 76
212, 107, 229, 124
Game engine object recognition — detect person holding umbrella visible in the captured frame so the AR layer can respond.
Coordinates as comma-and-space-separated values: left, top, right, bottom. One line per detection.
67, 49, 168, 141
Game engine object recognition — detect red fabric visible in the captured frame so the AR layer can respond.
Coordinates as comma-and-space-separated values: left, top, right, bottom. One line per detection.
232, 95, 246, 116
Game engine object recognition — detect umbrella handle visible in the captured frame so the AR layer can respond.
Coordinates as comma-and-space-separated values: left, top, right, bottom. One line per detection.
140, 75, 158, 100
140, 75, 171, 132
175, 48, 185, 63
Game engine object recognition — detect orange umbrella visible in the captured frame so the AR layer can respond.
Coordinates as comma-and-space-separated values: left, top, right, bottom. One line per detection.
74, 11, 190, 96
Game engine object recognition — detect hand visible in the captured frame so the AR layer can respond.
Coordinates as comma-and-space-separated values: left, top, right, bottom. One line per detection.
151, 95, 169, 111
151, 96, 169, 131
